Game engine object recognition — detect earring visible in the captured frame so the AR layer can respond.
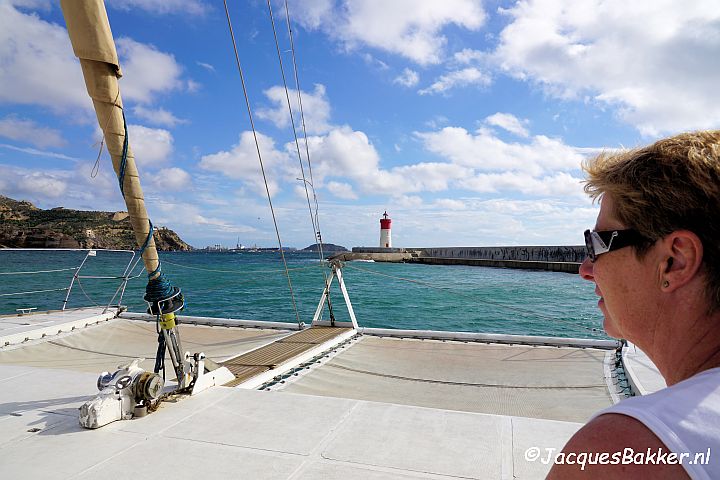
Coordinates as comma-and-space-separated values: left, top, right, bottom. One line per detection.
662, 280, 669, 288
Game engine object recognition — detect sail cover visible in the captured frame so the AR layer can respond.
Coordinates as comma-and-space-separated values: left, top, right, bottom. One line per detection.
60, 0, 159, 277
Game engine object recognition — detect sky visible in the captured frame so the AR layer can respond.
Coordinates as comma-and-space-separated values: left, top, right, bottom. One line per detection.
1, 0, 719, 250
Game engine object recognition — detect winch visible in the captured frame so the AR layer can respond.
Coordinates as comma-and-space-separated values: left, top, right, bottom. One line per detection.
79, 358, 163, 429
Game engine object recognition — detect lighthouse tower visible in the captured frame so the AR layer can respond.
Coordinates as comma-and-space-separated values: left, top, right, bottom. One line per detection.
379, 211, 392, 248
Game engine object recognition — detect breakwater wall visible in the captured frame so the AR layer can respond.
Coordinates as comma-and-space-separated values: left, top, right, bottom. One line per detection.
340, 246, 586, 273
418, 246, 586, 263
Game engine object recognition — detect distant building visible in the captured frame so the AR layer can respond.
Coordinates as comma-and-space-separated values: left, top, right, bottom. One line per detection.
379, 211, 392, 248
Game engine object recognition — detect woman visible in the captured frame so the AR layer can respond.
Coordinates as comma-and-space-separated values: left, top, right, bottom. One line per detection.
548, 131, 720, 479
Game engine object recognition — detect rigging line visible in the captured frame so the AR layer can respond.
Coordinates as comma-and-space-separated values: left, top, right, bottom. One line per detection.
344, 263, 601, 332
126, 252, 148, 279
283, 0, 324, 260
267, 0, 323, 264
91, 90, 121, 178
0, 287, 69, 297
75, 277, 100, 307
223, 0, 301, 328
280, 0, 335, 324
160, 258, 323, 275
0, 267, 79, 275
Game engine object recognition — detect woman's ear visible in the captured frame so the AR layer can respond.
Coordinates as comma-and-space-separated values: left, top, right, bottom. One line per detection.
661, 230, 703, 291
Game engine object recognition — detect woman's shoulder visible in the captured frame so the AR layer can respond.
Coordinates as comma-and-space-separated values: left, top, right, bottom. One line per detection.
547, 414, 690, 479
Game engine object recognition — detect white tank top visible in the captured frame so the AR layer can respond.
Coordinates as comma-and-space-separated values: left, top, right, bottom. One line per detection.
592, 367, 720, 480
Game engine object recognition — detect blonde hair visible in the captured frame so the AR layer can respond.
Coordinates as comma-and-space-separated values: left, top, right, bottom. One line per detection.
583, 130, 720, 311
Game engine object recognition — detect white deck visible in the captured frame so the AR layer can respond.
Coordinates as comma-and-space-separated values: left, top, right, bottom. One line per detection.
0, 307, 118, 346
0, 308, 609, 479
0, 363, 581, 479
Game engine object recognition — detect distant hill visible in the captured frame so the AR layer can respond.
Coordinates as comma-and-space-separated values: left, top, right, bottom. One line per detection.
302, 243, 348, 253
0, 195, 192, 251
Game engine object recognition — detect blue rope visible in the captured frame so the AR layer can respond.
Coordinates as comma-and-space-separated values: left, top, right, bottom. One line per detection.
145, 272, 175, 303
139, 219, 154, 259
140, 220, 175, 302
118, 110, 129, 196
115, 109, 178, 305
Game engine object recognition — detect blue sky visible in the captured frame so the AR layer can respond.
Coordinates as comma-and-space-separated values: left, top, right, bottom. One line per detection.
1, 0, 719, 249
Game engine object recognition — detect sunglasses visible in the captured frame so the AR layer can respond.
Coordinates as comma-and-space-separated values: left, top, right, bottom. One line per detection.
583, 229, 647, 262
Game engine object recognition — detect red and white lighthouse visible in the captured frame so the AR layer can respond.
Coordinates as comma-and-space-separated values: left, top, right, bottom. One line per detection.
379, 211, 392, 248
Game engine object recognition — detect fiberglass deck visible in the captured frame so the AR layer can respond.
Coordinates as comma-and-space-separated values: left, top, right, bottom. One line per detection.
0, 308, 626, 479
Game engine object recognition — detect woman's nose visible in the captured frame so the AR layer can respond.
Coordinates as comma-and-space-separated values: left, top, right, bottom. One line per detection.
579, 256, 594, 281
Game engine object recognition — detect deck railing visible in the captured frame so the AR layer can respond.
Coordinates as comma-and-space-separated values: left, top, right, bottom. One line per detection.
0, 248, 142, 314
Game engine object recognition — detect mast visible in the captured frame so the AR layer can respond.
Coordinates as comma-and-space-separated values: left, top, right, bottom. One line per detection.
61, 0, 185, 382
61, 0, 159, 276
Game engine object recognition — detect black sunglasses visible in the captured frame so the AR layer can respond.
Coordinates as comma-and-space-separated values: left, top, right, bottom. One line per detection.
583, 229, 647, 262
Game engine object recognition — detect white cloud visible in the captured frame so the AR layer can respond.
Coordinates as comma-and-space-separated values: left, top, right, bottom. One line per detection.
419, 67, 491, 95
116, 38, 186, 104
289, 0, 486, 65
390, 195, 423, 208
434, 198, 466, 210
196, 61, 215, 72
0, 163, 121, 209
257, 84, 331, 135
326, 181, 358, 200
484, 112, 529, 138
186, 79, 201, 93
303, 123, 588, 200
303, 126, 470, 196
8, 0, 51, 10
151, 167, 191, 190
199, 131, 291, 197
453, 48, 486, 65
128, 124, 173, 166
132, 106, 186, 128
302, 126, 381, 183
393, 195, 423, 208
0, 2, 89, 111
416, 126, 586, 175
424, 115, 449, 129
0, 4, 192, 116
16, 172, 67, 198
0, 116, 66, 148
393, 68, 419, 87
361, 53, 390, 70
494, 0, 720, 135
0, 143, 79, 160
332, 197, 596, 248
107, 0, 207, 16
458, 171, 585, 197
390, 162, 469, 193
151, 200, 257, 242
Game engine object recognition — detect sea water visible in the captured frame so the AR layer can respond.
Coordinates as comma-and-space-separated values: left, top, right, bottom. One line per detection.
0, 249, 607, 339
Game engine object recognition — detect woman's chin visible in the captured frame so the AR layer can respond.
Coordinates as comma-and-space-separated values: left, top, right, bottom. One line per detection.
602, 315, 622, 339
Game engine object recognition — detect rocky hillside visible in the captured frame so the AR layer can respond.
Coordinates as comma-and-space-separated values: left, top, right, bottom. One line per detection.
0, 195, 192, 251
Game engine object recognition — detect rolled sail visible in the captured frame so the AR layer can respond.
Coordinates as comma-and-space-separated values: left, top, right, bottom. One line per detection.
60, 0, 159, 278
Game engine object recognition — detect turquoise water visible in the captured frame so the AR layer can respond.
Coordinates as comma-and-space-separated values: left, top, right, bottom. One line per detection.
0, 250, 607, 339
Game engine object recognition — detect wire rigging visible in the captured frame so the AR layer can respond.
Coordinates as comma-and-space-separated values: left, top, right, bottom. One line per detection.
0, 267, 79, 276
284, 0, 323, 252
268, 0, 337, 325
161, 259, 322, 275
267, 0, 322, 262
222, 0, 302, 327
